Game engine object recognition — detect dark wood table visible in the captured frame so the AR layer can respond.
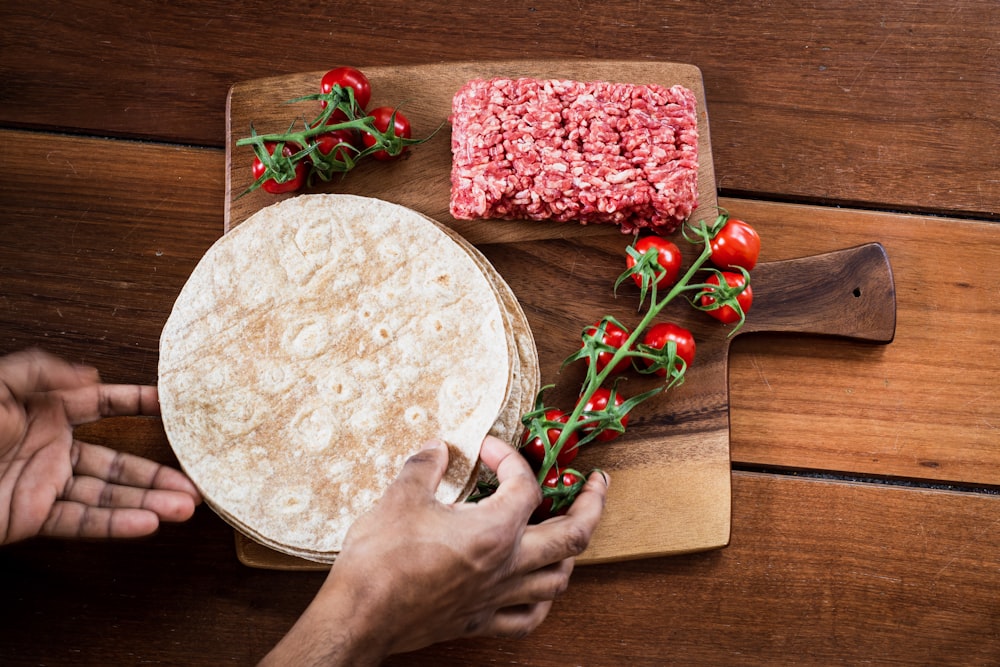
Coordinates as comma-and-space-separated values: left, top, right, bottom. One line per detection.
2, 2, 997, 665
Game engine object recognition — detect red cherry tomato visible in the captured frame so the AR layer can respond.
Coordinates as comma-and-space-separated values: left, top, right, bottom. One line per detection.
319, 66, 372, 110
251, 142, 306, 194
520, 409, 579, 469
582, 319, 631, 375
362, 106, 412, 161
314, 129, 358, 163
641, 322, 696, 376
710, 218, 761, 271
627, 235, 683, 291
532, 468, 583, 522
700, 271, 754, 324
577, 387, 629, 442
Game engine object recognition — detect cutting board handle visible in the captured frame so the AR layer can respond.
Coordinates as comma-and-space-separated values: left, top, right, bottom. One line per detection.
738, 242, 896, 343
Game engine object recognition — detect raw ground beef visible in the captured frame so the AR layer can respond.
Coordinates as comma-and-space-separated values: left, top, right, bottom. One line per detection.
449, 77, 699, 234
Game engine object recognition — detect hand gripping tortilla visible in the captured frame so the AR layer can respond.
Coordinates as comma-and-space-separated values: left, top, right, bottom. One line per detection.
158, 194, 525, 562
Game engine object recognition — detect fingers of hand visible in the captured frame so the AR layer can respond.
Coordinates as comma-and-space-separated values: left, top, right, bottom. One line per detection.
40, 502, 162, 540
475, 600, 553, 640
466, 553, 576, 641
478, 435, 541, 522
61, 475, 198, 522
99, 383, 160, 417
24, 442, 201, 540
72, 440, 202, 502
515, 470, 609, 572
495, 557, 575, 608
58, 383, 159, 426
479, 435, 535, 485
389, 439, 450, 499
0, 349, 98, 402
566, 470, 609, 521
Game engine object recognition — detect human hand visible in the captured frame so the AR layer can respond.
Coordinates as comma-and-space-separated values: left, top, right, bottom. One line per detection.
0, 349, 201, 545
262, 435, 608, 666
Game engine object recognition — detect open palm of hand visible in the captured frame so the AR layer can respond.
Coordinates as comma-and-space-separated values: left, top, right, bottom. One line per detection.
0, 349, 200, 545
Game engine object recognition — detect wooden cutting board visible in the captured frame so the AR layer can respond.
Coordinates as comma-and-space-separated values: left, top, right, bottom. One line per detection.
223, 61, 896, 569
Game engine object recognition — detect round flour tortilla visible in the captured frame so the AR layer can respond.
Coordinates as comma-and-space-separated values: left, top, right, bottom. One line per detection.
428, 216, 539, 445
158, 194, 511, 558
275, 220, 541, 564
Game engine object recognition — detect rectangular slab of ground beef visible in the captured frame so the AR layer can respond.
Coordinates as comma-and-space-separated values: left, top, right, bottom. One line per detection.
449, 77, 699, 234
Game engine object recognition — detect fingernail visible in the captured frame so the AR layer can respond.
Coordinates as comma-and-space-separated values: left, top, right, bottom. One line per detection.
421, 439, 444, 452
597, 470, 610, 488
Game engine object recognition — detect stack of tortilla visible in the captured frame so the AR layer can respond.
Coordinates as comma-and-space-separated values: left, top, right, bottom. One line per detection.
158, 194, 539, 563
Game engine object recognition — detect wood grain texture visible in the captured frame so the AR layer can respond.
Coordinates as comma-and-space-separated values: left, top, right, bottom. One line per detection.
723, 198, 1000, 487
1, 1, 996, 217
1, 0, 998, 662
1, 128, 996, 487
741, 243, 896, 342
2, 470, 997, 665
2, 129, 998, 664
0, 130, 223, 381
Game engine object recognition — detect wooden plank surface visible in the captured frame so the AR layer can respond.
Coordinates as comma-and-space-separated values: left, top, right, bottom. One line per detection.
2, 128, 996, 485
726, 199, 1000, 487
1, 1, 996, 219
2, 98, 998, 667
2, 463, 997, 665
1, 130, 998, 666
2, 0, 999, 663
0, 131, 221, 380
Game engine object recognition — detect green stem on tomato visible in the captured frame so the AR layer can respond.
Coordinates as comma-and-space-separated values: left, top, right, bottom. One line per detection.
237, 115, 422, 157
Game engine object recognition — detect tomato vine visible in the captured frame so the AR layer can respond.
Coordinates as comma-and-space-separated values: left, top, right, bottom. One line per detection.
236, 67, 438, 197
472, 211, 759, 520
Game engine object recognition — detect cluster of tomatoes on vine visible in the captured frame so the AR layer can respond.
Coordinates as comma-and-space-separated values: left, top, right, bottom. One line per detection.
515, 213, 761, 522
237, 67, 428, 196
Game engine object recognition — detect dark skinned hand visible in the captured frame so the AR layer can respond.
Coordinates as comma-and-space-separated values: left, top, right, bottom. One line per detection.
0, 349, 201, 545
261, 435, 609, 666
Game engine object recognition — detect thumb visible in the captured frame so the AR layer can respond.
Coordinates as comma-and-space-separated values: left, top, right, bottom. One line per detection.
391, 439, 450, 498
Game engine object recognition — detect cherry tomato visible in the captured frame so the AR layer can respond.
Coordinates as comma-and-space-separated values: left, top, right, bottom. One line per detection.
710, 218, 760, 271
577, 387, 629, 442
627, 235, 683, 291
362, 106, 412, 161
641, 322, 696, 376
582, 319, 631, 375
532, 468, 583, 522
314, 129, 358, 163
251, 142, 306, 194
319, 66, 372, 111
520, 409, 579, 469
700, 271, 754, 324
